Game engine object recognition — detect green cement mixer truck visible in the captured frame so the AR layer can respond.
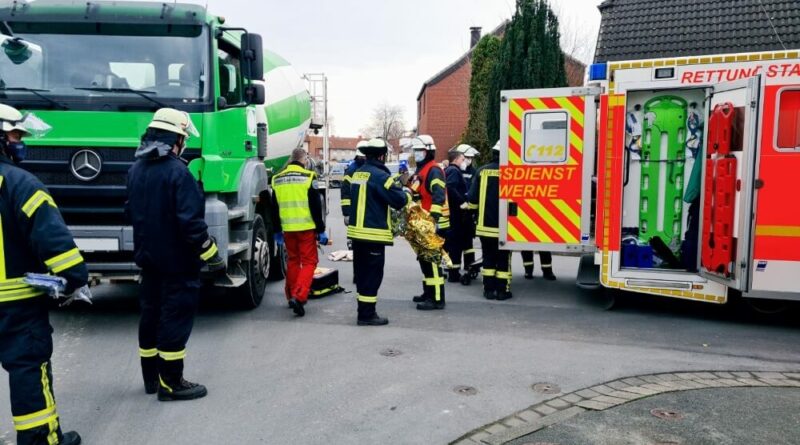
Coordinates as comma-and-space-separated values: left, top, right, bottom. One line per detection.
0, 0, 313, 308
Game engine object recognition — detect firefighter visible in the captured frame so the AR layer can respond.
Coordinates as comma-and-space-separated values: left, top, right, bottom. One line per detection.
347, 138, 411, 325
409, 135, 448, 310
444, 147, 470, 283
455, 144, 479, 273
467, 141, 512, 300
271, 148, 326, 317
126, 108, 225, 401
520, 251, 556, 280
0, 104, 87, 445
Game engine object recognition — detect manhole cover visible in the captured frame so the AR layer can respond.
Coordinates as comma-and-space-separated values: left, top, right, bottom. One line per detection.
650, 409, 684, 420
453, 385, 478, 396
532, 382, 561, 395
380, 348, 402, 357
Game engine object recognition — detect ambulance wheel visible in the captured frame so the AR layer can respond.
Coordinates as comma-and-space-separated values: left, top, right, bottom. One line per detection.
599, 288, 620, 311
235, 215, 268, 309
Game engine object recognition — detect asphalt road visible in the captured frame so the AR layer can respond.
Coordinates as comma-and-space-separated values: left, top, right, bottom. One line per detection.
1, 194, 799, 445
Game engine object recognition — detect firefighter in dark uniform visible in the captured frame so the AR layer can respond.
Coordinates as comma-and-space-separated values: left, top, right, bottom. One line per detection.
347, 138, 411, 325
456, 144, 479, 273
467, 141, 512, 300
444, 147, 470, 283
342, 141, 367, 283
127, 108, 224, 401
0, 104, 86, 445
409, 135, 448, 310
520, 251, 556, 280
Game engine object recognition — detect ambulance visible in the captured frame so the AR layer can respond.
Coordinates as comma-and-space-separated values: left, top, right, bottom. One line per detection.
498, 49, 800, 309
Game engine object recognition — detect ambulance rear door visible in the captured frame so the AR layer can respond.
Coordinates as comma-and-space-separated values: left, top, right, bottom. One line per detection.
699, 76, 763, 290
498, 87, 600, 253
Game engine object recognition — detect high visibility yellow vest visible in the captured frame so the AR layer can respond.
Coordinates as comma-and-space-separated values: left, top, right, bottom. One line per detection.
272, 164, 316, 232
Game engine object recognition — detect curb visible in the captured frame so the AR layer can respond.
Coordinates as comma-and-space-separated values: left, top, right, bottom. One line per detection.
450, 370, 800, 445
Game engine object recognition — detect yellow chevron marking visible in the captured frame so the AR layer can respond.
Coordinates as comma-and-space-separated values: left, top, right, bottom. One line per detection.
553, 199, 581, 228
530, 199, 579, 244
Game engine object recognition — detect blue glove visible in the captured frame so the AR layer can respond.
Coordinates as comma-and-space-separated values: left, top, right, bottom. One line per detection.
318, 232, 329, 246
274, 232, 284, 246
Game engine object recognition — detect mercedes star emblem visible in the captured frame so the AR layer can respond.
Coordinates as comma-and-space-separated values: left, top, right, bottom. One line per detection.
70, 149, 103, 182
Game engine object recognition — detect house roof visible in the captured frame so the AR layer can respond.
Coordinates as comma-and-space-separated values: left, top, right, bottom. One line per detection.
594, 0, 800, 63
417, 21, 509, 101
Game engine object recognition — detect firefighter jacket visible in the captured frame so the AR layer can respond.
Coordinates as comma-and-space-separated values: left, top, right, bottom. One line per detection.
0, 154, 88, 303
347, 159, 411, 244
270, 162, 325, 233
463, 164, 476, 188
445, 164, 468, 228
411, 160, 450, 229
126, 150, 217, 277
467, 159, 500, 238
340, 158, 364, 218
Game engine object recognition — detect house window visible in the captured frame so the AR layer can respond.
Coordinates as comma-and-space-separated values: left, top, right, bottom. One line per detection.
777, 89, 800, 150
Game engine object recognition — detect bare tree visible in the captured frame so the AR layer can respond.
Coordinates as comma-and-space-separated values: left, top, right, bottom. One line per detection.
361, 102, 407, 142
551, 2, 599, 65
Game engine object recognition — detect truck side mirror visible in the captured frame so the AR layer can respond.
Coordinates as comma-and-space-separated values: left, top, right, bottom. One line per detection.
245, 83, 266, 105
241, 33, 264, 81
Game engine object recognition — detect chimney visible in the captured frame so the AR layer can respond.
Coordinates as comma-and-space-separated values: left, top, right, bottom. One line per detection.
470, 26, 482, 48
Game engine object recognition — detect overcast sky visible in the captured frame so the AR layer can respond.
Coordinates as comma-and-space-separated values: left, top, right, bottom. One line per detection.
145, 0, 603, 136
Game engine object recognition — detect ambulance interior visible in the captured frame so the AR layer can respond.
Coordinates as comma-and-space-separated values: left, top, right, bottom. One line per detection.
620, 87, 746, 276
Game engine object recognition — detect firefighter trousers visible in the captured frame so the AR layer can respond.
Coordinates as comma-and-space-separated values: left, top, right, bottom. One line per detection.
480, 237, 511, 293
284, 229, 319, 304
445, 226, 465, 272
417, 257, 445, 303
520, 251, 553, 275
352, 241, 385, 319
138, 269, 200, 386
0, 302, 64, 445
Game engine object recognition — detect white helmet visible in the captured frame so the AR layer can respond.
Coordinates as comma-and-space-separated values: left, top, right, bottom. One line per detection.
355, 140, 368, 157
411, 134, 436, 152
454, 144, 480, 158
0, 103, 51, 137
361, 137, 389, 156
148, 108, 199, 138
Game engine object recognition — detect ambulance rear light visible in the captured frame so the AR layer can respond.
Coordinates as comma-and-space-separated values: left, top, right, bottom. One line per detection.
588, 63, 608, 81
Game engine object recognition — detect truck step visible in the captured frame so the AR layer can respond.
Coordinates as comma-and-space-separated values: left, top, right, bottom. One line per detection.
576, 254, 601, 290
227, 242, 250, 256
213, 275, 247, 288
228, 208, 247, 221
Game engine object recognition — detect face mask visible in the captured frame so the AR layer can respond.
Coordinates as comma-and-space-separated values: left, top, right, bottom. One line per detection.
5, 141, 27, 164
465, 158, 472, 167
414, 151, 426, 163
459, 162, 467, 171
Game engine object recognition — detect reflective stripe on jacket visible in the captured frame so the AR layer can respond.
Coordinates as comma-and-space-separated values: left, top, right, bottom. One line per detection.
347, 159, 410, 244
272, 164, 316, 232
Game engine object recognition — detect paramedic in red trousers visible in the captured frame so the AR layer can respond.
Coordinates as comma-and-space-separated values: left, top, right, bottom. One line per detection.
127, 108, 225, 402
467, 141, 512, 300
444, 147, 470, 283
0, 104, 87, 445
409, 135, 449, 310
271, 148, 327, 317
347, 138, 411, 325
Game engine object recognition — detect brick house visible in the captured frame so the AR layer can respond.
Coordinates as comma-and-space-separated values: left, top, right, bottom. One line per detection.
417, 24, 587, 160
305, 136, 367, 162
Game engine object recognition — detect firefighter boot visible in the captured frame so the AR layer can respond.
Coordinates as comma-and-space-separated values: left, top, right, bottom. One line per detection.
447, 268, 462, 283
289, 298, 306, 317
412, 294, 428, 303
524, 265, 534, 280
141, 355, 159, 394
357, 302, 389, 326
483, 275, 496, 300
542, 266, 556, 281
157, 358, 208, 402
416, 296, 445, 310
61, 431, 82, 445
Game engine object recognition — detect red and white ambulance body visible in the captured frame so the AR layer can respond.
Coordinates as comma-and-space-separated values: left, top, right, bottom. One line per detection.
498, 49, 800, 305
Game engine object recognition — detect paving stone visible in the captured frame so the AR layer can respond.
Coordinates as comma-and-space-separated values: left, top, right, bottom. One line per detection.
654, 373, 682, 381
621, 385, 659, 396
485, 407, 585, 445
546, 398, 571, 409
713, 371, 735, 379
608, 390, 643, 400
453, 439, 480, 445
693, 372, 718, 380
655, 380, 695, 391
675, 372, 700, 380
716, 378, 747, 387
607, 380, 630, 390
502, 416, 526, 428
561, 393, 583, 404
621, 377, 647, 386
593, 395, 627, 406
534, 404, 558, 416
589, 384, 615, 395
516, 409, 542, 423
575, 388, 602, 399
732, 371, 753, 378
469, 431, 491, 443
576, 399, 614, 410
759, 378, 792, 386
641, 383, 674, 393
736, 378, 769, 386
678, 380, 707, 389
753, 372, 786, 380
693, 379, 727, 387
784, 373, 800, 380
641, 375, 666, 384
485, 423, 507, 435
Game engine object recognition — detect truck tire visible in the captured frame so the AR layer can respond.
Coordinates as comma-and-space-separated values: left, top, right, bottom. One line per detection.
268, 241, 286, 281
235, 215, 268, 309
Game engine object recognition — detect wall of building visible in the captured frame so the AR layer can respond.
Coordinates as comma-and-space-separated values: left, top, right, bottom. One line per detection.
416, 61, 472, 161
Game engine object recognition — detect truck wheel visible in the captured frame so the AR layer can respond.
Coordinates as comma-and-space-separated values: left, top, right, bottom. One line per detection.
235, 215, 268, 309
267, 241, 286, 281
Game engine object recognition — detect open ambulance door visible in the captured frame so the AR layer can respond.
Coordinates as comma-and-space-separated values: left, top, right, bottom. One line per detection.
498, 87, 600, 253
698, 76, 763, 291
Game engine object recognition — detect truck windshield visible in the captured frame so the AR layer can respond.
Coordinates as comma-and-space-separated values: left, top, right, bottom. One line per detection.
0, 23, 210, 110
